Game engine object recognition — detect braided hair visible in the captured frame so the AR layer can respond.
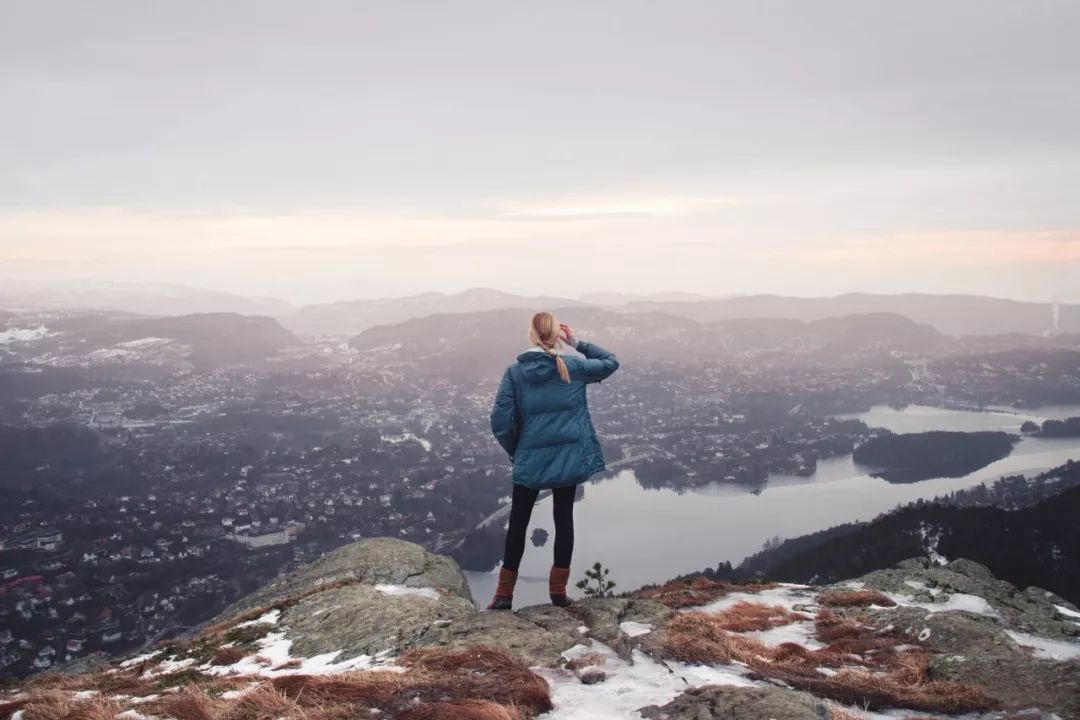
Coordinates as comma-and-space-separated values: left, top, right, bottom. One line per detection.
528, 311, 571, 383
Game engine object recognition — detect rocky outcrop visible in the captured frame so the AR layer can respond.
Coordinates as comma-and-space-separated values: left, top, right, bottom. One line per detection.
19, 539, 1078, 720
207, 537, 608, 667
640, 685, 832, 720
856, 557, 1080, 719
214, 536, 473, 616
860, 558, 1078, 636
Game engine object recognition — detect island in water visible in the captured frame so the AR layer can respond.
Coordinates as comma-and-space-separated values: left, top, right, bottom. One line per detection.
852, 430, 1016, 483
1035, 417, 1080, 438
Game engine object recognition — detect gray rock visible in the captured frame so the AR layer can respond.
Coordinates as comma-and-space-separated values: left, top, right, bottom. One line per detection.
567, 597, 671, 662
929, 654, 1080, 719
859, 557, 1077, 639
203, 538, 588, 667
211, 537, 473, 623
639, 685, 832, 720
855, 558, 1080, 719
867, 605, 1025, 659
417, 603, 582, 667
576, 666, 607, 684
280, 582, 476, 658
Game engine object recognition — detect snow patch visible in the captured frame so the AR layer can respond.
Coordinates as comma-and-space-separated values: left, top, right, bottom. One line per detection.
903, 580, 941, 596
120, 651, 161, 668
236, 609, 280, 627
697, 585, 815, 615
744, 621, 825, 651
618, 621, 652, 638
1005, 631, 1080, 661
886, 592, 997, 617
1053, 604, 1080, 620
205, 631, 400, 677
536, 640, 755, 719
142, 657, 196, 678
918, 523, 948, 566
374, 584, 440, 601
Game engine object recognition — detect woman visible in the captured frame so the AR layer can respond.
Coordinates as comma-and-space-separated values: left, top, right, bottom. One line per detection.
487, 311, 620, 610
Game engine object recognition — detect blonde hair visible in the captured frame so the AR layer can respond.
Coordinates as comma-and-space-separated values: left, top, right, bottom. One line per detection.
529, 311, 571, 383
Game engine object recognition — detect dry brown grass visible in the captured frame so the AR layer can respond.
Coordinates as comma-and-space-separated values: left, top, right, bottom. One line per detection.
145, 686, 219, 720
662, 610, 998, 714
712, 600, 812, 632
212, 645, 250, 666
18, 671, 157, 697
4, 645, 551, 720
395, 699, 524, 720
633, 575, 777, 609
828, 706, 868, 720
818, 589, 896, 608
272, 659, 304, 671
2, 691, 123, 720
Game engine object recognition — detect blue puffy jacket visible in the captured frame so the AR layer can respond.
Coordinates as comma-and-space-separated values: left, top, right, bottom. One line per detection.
489, 340, 619, 489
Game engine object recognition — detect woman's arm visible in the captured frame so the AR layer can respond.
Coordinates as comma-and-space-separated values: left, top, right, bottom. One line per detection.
489, 366, 519, 459
571, 338, 619, 384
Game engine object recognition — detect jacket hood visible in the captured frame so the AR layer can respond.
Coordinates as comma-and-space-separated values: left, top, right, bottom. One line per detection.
516, 350, 558, 384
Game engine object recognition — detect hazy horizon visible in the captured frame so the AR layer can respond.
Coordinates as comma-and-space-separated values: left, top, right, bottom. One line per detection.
3, 1, 1079, 304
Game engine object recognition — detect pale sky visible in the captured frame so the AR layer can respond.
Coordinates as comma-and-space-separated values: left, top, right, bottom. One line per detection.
2, 1, 1078, 303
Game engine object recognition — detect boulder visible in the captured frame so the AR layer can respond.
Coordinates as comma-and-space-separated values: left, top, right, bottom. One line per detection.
205, 537, 583, 667
640, 685, 832, 720
567, 596, 672, 661
213, 537, 473, 621
860, 557, 1078, 638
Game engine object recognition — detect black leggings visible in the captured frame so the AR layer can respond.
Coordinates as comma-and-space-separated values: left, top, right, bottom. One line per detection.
500, 484, 576, 572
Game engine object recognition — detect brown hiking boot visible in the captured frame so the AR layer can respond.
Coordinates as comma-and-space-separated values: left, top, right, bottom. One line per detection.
487, 567, 518, 611
550, 566, 572, 607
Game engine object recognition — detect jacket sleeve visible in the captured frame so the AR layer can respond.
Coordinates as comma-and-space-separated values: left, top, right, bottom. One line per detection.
575, 340, 620, 384
489, 367, 519, 459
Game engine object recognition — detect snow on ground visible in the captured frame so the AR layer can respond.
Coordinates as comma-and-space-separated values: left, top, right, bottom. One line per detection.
696, 584, 815, 615
120, 651, 162, 668
918, 523, 948, 566
743, 620, 826, 651
885, 591, 998, 617
535, 640, 756, 720
1005, 631, 1080, 661
374, 584, 441, 601
903, 580, 942, 596
203, 630, 401, 678
1054, 603, 1080, 620
141, 657, 196, 678
235, 608, 280, 627
618, 621, 653, 637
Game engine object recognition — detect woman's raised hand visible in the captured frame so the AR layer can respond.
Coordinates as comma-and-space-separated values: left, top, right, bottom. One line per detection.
559, 323, 576, 345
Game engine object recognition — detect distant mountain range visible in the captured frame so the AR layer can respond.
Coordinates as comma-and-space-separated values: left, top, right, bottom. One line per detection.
627, 293, 1077, 337
0, 279, 294, 317
285, 288, 588, 336
3, 282, 1075, 338
348, 306, 957, 382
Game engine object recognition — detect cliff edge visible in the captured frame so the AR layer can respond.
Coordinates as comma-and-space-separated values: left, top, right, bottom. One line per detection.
3, 538, 1078, 720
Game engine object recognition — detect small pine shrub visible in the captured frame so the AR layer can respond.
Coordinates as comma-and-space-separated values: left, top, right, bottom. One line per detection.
576, 561, 616, 598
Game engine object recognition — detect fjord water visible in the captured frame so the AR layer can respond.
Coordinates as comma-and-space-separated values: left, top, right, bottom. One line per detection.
465, 405, 1080, 607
